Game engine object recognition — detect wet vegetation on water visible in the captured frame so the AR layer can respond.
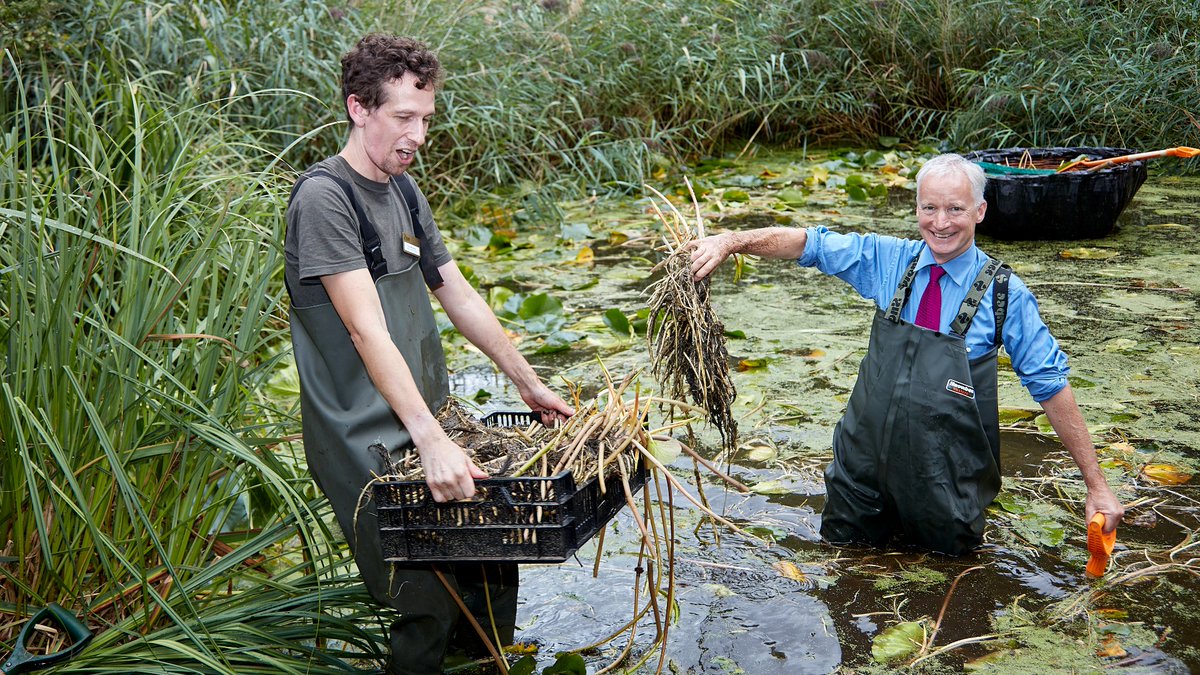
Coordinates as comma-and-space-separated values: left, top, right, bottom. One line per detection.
3, 0, 1200, 672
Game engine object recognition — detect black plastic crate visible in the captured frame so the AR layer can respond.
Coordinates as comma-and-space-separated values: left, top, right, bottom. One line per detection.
374, 411, 648, 563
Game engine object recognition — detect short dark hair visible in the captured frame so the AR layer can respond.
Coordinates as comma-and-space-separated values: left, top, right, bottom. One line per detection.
340, 34, 442, 122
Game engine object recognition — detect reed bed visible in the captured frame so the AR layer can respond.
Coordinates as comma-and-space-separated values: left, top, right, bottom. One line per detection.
644, 183, 739, 453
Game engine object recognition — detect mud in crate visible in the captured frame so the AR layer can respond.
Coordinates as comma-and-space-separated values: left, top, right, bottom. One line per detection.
374, 411, 648, 564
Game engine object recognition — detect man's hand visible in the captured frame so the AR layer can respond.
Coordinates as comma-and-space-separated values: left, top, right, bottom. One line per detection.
521, 382, 575, 426
415, 431, 488, 503
1085, 483, 1125, 534
686, 233, 735, 281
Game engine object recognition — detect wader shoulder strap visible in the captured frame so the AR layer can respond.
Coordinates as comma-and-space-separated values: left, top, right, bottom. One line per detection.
884, 256, 922, 323
949, 258, 1008, 340
392, 174, 445, 288
289, 170, 389, 286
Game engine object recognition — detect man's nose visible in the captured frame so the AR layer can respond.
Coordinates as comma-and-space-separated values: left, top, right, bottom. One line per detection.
406, 120, 426, 146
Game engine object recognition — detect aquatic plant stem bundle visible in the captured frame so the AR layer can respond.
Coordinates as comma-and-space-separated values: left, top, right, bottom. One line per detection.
644, 183, 739, 452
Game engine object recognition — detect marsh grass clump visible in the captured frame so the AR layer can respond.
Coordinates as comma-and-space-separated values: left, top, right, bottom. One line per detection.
644, 184, 738, 452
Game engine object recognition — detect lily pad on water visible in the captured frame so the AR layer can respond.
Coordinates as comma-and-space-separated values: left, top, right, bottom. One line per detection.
723, 189, 751, 203
602, 307, 632, 336
871, 621, 925, 664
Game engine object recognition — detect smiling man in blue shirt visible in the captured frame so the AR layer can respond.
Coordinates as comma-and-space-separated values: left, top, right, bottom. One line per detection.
688, 153, 1124, 555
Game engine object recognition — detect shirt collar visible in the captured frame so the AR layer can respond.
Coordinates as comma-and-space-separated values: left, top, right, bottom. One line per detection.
916, 242, 982, 286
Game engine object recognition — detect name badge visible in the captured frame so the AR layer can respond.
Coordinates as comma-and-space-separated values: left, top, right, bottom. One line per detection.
946, 379, 975, 399
402, 233, 421, 258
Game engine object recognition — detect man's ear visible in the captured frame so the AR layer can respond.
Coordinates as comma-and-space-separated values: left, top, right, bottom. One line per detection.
975, 199, 987, 223
346, 94, 370, 127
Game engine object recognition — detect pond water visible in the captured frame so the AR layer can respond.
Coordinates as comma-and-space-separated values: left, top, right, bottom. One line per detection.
441, 151, 1200, 673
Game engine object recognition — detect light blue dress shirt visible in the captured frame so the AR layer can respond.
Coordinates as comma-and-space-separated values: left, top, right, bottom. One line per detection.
798, 226, 1070, 402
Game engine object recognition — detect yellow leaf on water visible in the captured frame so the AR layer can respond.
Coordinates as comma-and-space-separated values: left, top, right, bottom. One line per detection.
1096, 634, 1127, 658
573, 246, 595, 264
1059, 247, 1118, 260
504, 642, 539, 655
1140, 463, 1192, 485
737, 358, 769, 371
772, 561, 808, 583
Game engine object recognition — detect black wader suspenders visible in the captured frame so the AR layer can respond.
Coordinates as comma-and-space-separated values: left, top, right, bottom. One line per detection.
888, 256, 1011, 344
286, 171, 445, 299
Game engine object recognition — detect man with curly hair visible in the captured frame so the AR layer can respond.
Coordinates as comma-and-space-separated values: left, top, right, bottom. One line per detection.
285, 34, 573, 674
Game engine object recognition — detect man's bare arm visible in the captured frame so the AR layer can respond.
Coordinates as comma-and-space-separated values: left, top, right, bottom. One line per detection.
1039, 384, 1124, 533
322, 268, 485, 502
687, 227, 809, 280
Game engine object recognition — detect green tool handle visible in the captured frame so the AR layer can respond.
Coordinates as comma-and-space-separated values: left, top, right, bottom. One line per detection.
0, 603, 93, 674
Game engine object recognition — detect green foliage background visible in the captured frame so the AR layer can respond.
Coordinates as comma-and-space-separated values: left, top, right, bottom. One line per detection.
1, 0, 1197, 672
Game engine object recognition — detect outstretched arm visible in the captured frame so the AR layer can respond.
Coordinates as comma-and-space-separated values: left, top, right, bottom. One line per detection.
433, 261, 574, 423
322, 268, 487, 502
1039, 384, 1124, 533
686, 227, 809, 280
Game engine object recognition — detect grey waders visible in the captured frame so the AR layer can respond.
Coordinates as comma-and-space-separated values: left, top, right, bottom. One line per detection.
289, 183, 516, 674
820, 257, 1010, 555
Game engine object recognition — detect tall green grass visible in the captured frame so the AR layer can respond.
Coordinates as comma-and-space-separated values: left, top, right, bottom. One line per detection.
0, 49, 384, 671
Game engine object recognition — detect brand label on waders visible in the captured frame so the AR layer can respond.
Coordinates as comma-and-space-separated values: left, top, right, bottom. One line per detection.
946, 379, 976, 399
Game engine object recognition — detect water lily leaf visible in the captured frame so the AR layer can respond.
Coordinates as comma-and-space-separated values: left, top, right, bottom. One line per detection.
846, 185, 869, 201
776, 188, 807, 208
560, 222, 593, 241
1059, 247, 1117, 260
607, 230, 630, 245
519, 293, 564, 320
489, 286, 516, 315
740, 438, 777, 462
725, 328, 746, 339
484, 233, 513, 251
998, 407, 1038, 424
737, 358, 769, 371
573, 246, 595, 264
471, 388, 492, 403
702, 583, 736, 598
845, 173, 871, 187
759, 169, 781, 178
772, 560, 808, 583
1140, 463, 1192, 485
648, 436, 683, 465
872, 621, 925, 664
466, 225, 493, 247
869, 184, 888, 198
603, 308, 632, 336
879, 136, 900, 148
542, 652, 587, 675
807, 165, 830, 186
507, 655, 537, 675
721, 174, 763, 188
723, 189, 750, 203
1034, 413, 1054, 434
1102, 338, 1140, 353
535, 330, 581, 354
750, 479, 790, 495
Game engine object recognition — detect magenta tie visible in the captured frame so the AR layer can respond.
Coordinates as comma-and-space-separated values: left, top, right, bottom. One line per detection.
915, 265, 946, 331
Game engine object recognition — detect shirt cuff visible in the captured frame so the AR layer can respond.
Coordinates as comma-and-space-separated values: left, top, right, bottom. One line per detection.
1026, 375, 1069, 403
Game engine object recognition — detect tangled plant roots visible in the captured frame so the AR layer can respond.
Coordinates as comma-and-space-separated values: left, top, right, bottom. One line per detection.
644, 183, 738, 452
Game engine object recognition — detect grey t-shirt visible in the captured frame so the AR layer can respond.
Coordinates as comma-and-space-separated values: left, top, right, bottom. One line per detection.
284, 156, 453, 308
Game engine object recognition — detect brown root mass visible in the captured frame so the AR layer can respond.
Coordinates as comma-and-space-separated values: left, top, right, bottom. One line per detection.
646, 244, 739, 452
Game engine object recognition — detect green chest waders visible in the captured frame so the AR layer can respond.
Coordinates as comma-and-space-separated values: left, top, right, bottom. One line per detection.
819, 257, 1009, 555
290, 259, 516, 674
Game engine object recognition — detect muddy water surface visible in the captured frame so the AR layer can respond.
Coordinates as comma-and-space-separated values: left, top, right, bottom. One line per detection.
443, 153, 1200, 673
